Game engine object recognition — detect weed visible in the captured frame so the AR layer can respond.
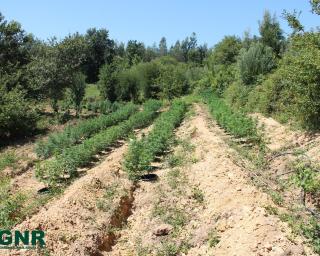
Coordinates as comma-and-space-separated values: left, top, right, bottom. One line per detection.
192, 187, 204, 203
153, 203, 187, 230
269, 191, 284, 206
207, 229, 220, 247
96, 183, 119, 212
0, 151, 17, 171
156, 240, 191, 256
264, 205, 279, 215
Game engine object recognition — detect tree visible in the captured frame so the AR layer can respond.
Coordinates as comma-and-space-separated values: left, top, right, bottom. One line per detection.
126, 40, 145, 66
259, 11, 284, 56
238, 42, 275, 85
84, 28, 115, 82
28, 34, 88, 112
209, 36, 242, 66
310, 0, 320, 15
70, 72, 86, 116
98, 57, 126, 102
0, 86, 37, 138
271, 32, 320, 128
169, 40, 184, 61
159, 37, 168, 56
282, 10, 304, 34
181, 32, 197, 62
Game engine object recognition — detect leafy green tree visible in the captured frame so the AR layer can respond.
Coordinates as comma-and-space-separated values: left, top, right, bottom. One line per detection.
159, 37, 168, 56
126, 40, 145, 65
28, 34, 88, 112
209, 36, 242, 66
0, 13, 39, 138
115, 42, 126, 57
70, 72, 86, 116
238, 42, 275, 85
144, 44, 158, 62
98, 57, 126, 102
259, 11, 285, 55
169, 40, 184, 61
310, 0, 320, 15
84, 28, 115, 82
156, 58, 189, 99
282, 10, 304, 34
181, 32, 197, 62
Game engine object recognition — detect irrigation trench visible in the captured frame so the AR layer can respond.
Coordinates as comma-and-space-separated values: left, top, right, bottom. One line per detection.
6, 104, 315, 256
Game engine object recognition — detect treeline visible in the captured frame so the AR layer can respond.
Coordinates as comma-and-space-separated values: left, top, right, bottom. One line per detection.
202, 1, 320, 129
0, 11, 207, 139
1, 0, 320, 140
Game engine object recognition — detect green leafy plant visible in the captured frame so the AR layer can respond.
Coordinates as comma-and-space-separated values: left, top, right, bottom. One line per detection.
35, 100, 162, 186
123, 99, 187, 180
35, 102, 138, 158
201, 90, 264, 145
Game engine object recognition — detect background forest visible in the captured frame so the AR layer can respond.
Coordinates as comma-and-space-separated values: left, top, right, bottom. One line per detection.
1, 0, 320, 141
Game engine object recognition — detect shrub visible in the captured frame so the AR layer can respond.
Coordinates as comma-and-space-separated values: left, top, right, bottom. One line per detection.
0, 87, 38, 138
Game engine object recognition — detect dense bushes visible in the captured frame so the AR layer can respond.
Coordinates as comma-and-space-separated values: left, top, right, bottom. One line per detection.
98, 56, 191, 102
35, 99, 162, 186
124, 99, 186, 180
269, 33, 320, 128
35, 102, 138, 158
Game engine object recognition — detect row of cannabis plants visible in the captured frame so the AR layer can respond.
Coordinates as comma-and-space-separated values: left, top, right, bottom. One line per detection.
123, 99, 187, 180
35, 99, 162, 186
35, 102, 139, 158
201, 90, 263, 145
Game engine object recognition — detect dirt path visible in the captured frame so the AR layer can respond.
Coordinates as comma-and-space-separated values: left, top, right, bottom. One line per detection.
107, 104, 315, 256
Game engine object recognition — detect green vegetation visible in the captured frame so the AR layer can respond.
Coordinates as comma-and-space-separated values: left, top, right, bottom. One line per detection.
123, 100, 187, 180
35, 100, 162, 186
85, 84, 100, 99
201, 91, 263, 145
0, 151, 17, 171
35, 102, 138, 158
207, 229, 221, 247
290, 161, 320, 196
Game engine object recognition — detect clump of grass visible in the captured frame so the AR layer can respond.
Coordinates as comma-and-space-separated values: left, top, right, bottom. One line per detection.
0, 151, 17, 171
0, 177, 27, 229
166, 153, 184, 168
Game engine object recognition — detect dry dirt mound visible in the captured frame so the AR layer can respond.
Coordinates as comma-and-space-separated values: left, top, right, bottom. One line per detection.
251, 113, 320, 163
106, 104, 315, 256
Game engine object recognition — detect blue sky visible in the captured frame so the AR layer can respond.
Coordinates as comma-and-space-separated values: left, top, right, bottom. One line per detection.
1, 0, 319, 47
